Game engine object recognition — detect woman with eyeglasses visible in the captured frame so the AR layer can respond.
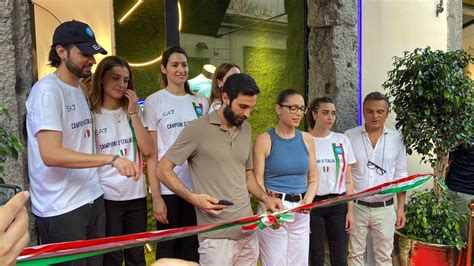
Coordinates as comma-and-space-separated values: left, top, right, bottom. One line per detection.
307, 97, 356, 266
253, 89, 318, 266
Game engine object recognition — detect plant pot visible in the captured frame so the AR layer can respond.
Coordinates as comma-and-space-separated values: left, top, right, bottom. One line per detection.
397, 231, 459, 266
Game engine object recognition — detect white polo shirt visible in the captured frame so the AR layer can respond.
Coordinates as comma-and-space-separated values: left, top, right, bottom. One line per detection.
344, 125, 408, 203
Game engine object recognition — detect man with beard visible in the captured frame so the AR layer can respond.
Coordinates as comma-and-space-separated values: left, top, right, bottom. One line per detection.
26, 20, 138, 266
157, 73, 282, 265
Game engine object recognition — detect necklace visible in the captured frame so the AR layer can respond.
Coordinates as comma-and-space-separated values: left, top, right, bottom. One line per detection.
115, 109, 123, 123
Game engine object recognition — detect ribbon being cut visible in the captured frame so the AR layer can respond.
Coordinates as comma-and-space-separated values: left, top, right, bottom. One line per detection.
17, 173, 433, 265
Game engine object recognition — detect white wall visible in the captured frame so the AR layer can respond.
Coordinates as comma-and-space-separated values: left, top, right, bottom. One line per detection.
363, 0, 449, 178
462, 8, 474, 79
33, 0, 115, 79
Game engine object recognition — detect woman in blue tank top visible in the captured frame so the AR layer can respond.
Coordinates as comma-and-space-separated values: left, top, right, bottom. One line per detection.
253, 89, 319, 266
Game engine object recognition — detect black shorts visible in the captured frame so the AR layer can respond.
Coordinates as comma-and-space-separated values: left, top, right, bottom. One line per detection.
36, 195, 106, 266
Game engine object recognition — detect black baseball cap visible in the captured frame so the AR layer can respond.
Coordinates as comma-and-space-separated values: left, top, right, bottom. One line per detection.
52, 20, 107, 55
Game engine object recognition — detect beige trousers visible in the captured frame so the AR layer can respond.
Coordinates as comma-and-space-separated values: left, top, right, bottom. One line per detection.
198, 233, 258, 266
348, 203, 396, 266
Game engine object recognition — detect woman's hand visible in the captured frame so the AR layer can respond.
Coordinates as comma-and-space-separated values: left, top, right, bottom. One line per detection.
124, 89, 139, 115
152, 196, 169, 224
261, 195, 282, 213
297, 198, 312, 214
345, 209, 355, 232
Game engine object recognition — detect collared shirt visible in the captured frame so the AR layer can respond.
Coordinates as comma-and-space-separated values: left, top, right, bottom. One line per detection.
345, 125, 408, 203
164, 111, 254, 240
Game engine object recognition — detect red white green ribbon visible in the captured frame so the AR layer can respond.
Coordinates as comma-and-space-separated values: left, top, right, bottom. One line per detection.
17, 173, 433, 265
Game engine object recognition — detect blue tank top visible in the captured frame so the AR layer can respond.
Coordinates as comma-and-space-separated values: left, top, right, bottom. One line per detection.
264, 128, 309, 194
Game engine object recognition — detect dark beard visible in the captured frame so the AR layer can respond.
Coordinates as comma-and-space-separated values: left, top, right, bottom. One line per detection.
65, 56, 91, 79
223, 104, 246, 127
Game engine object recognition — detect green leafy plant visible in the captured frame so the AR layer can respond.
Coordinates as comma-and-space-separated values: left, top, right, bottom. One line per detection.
0, 107, 24, 183
383, 47, 473, 248
401, 190, 466, 249
383, 47, 474, 191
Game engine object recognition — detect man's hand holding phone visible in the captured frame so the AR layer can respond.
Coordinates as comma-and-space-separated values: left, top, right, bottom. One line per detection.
189, 194, 234, 216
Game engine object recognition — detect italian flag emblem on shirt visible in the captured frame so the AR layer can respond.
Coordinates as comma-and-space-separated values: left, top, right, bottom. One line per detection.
322, 165, 330, 173
119, 148, 128, 157
332, 143, 346, 192
83, 129, 91, 139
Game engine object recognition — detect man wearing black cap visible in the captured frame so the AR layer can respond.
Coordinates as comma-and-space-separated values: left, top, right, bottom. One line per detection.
26, 20, 138, 266
156, 73, 282, 265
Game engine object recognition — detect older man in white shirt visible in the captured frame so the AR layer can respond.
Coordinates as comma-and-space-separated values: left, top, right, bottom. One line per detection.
345, 92, 408, 266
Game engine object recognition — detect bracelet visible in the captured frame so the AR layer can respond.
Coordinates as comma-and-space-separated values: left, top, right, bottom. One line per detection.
128, 112, 137, 116
109, 155, 120, 167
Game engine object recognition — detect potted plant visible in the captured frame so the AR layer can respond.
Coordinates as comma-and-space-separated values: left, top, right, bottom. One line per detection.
382, 47, 474, 265
0, 107, 24, 184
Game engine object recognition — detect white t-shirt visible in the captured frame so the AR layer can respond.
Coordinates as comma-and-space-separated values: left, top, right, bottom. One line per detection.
94, 107, 147, 201
144, 89, 209, 195
209, 101, 221, 113
26, 74, 103, 217
314, 132, 356, 195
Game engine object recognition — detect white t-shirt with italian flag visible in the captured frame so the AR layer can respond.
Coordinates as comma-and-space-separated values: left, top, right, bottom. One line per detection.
144, 89, 209, 195
94, 107, 147, 201
313, 132, 356, 195
26, 74, 103, 217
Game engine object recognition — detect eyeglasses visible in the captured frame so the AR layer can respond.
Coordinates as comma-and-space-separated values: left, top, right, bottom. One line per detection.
280, 104, 307, 114
367, 160, 387, 175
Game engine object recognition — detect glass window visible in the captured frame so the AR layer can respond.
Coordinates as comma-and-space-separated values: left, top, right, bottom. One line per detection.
113, 0, 306, 136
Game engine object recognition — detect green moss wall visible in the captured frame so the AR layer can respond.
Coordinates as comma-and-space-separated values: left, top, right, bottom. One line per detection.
113, 0, 166, 98
244, 46, 287, 138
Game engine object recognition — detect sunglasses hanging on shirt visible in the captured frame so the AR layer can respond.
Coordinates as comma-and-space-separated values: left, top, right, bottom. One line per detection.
361, 132, 387, 176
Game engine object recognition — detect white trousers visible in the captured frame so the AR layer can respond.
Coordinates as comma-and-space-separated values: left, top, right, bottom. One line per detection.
257, 200, 310, 266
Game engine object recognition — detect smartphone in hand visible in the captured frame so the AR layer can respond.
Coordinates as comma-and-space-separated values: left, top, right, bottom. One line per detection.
217, 199, 234, 206
0, 184, 22, 205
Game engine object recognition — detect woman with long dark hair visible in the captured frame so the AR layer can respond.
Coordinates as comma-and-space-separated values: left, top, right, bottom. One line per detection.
209, 63, 240, 112
144, 46, 209, 262
307, 97, 356, 266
